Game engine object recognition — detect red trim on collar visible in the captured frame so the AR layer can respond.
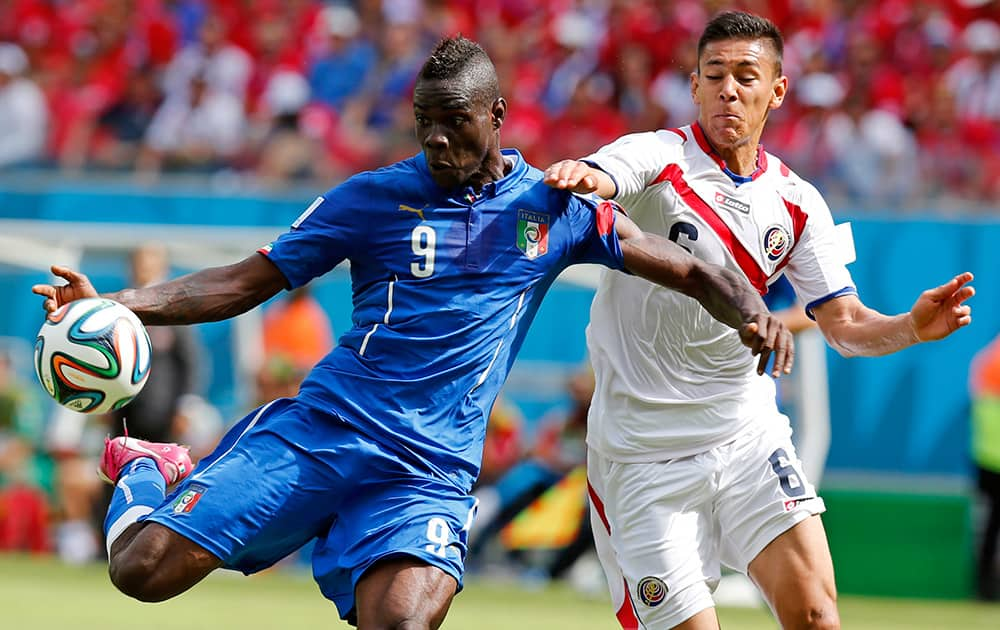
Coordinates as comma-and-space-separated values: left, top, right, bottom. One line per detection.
691, 121, 726, 169
691, 122, 767, 181
756, 146, 768, 177
666, 127, 687, 141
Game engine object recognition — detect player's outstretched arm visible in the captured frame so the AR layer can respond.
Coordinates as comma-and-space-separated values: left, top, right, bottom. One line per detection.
813, 272, 974, 357
544, 160, 616, 198
31, 254, 289, 325
615, 213, 794, 377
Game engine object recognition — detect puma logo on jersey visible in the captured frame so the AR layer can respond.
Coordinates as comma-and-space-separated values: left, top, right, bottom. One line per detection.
398, 204, 426, 220
714, 192, 750, 214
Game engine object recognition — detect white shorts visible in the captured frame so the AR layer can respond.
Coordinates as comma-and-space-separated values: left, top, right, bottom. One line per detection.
587, 423, 825, 629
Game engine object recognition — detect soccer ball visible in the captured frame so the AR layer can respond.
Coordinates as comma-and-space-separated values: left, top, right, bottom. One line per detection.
34, 297, 152, 414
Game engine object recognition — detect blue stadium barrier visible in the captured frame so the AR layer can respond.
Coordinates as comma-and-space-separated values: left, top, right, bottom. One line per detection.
4, 187, 999, 479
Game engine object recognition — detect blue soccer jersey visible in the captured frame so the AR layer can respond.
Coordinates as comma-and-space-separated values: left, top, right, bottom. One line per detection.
261, 149, 625, 489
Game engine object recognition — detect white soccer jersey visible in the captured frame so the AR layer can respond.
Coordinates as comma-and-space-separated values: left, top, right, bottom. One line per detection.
583, 123, 855, 462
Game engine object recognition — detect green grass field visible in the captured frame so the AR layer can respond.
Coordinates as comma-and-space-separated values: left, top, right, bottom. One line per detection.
2, 553, 999, 629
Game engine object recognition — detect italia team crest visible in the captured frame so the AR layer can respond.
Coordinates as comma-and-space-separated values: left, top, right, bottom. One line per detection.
517, 210, 550, 259
171, 484, 205, 514
763, 225, 791, 261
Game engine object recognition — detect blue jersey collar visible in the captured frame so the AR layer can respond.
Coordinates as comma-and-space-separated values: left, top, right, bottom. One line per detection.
492, 148, 528, 195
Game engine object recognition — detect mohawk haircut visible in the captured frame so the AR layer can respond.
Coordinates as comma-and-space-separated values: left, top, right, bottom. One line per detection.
698, 11, 784, 75
418, 35, 500, 103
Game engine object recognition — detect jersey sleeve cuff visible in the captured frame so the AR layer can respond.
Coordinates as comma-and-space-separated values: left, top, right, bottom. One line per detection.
581, 159, 619, 199
805, 286, 858, 320
255, 247, 298, 290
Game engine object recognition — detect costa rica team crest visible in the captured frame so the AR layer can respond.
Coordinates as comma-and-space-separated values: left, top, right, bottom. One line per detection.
637, 576, 668, 606
763, 225, 791, 261
516, 210, 549, 259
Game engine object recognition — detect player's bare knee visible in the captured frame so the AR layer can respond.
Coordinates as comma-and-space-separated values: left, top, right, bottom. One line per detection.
800, 605, 840, 630
108, 548, 168, 602
356, 611, 441, 630
363, 600, 450, 629
781, 596, 840, 630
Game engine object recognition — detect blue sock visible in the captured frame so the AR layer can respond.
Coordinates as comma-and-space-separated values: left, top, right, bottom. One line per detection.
104, 458, 166, 557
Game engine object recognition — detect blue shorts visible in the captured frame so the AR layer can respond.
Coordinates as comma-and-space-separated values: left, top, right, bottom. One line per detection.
144, 397, 477, 621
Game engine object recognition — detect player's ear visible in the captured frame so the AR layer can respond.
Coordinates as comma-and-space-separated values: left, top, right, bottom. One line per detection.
770, 75, 788, 110
492, 97, 506, 129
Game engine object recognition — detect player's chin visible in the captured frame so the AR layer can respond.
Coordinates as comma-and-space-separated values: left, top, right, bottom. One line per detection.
713, 127, 745, 146
429, 168, 463, 189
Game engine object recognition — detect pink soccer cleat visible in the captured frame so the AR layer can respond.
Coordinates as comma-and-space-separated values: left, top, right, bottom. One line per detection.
99, 435, 193, 486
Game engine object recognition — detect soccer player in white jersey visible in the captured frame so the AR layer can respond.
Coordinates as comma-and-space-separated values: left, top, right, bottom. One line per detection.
544, 10, 975, 630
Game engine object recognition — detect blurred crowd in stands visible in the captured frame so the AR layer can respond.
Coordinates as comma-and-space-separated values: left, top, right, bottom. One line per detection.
0, 0, 997, 207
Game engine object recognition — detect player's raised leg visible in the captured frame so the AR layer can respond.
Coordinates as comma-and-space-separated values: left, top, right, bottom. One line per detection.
354, 557, 457, 629
748, 515, 839, 630
100, 435, 222, 601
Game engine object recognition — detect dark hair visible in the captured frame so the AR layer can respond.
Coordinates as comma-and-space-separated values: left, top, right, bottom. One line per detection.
697, 11, 784, 74
418, 35, 500, 103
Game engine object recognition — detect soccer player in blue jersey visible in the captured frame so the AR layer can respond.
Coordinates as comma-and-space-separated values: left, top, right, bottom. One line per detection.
32, 36, 794, 629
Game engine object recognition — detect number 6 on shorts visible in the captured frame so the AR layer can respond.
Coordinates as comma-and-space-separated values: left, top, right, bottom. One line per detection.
768, 448, 806, 498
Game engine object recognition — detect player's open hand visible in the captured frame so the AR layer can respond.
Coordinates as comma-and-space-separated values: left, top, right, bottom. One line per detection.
739, 315, 795, 377
909, 271, 974, 342
31, 265, 100, 313
543, 160, 601, 193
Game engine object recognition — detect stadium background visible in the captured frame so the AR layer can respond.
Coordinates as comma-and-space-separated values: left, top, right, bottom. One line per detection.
1, 0, 999, 623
